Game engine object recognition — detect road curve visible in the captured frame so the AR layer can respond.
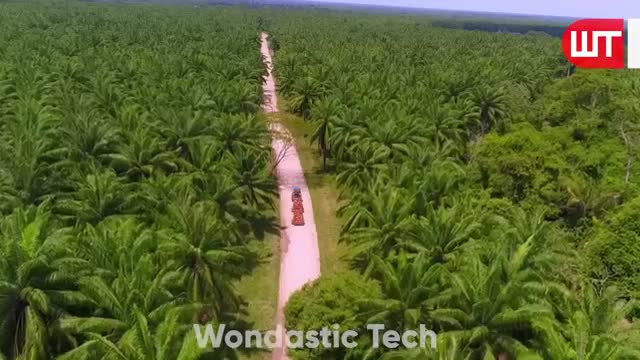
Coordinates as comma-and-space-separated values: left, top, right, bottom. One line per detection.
260, 32, 321, 360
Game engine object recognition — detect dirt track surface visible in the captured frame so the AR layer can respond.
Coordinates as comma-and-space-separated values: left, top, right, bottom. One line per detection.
261, 32, 321, 360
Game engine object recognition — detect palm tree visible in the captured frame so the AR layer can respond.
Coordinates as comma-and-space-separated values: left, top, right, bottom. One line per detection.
55, 168, 132, 225
405, 202, 481, 264
326, 112, 368, 163
310, 97, 342, 171
88, 71, 123, 119
339, 186, 414, 262
359, 253, 445, 333
55, 105, 120, 168
156, 108, 213, 158
102, 128, 179, 180
288, 76, 321, 119
182, 139, 225, 174
470, 87, 507, 135
211, 114, 268, 157
57, 309, 207, 360
158, 200, 253, 320
336, 146, 388, 190
225, 149, 277, 210
423, 103, 465, 147
189, 170, 251, 243
432, 256, 556, 359
376, 336, 467, 360
545, 284, 640, 359
499, 207, 572, 287
133, 174, 194, 219
559, 176, 620, 228
411, 161, 465, 213
440, 74, 477, 103
431, 209, 570, 359
54, 218, 230, 360
0, 204, 82, 359
362, 117, 421, 161
0, 97, 62, 205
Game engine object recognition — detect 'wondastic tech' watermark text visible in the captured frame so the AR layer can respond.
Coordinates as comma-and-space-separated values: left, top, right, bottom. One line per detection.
193, 324, 438, 350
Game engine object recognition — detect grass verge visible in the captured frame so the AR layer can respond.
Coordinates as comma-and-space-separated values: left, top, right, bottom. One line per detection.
236, 232, 279, 360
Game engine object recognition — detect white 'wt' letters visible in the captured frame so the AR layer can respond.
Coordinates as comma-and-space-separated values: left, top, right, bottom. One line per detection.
570, 30, 622, 58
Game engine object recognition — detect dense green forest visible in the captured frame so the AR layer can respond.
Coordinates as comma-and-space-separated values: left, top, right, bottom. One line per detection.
2, 0, 640, 359
0, 2, 276, 359
268, 9, 640, 360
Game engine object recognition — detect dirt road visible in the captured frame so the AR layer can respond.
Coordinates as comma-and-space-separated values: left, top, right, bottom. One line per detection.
260, 32, 321, 360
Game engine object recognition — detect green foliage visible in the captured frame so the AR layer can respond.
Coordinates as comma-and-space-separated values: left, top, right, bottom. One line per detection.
0, 1, 275, 359
473, 123, 571, 213
285, 271, 382, 359
285, 271, 382, 331
272, 6, 640, 360
539, 71, 620, 126
587, 197, 640, 293
4, 1, 640, 359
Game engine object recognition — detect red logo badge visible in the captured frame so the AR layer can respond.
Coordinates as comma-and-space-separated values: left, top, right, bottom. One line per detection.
562, 19, 624, 69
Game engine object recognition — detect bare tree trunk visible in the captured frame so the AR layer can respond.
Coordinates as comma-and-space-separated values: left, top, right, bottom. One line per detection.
620, 123, 633, 183
269, 123, 294, 175
322, 147, 327, 172
480, 114, 488, 135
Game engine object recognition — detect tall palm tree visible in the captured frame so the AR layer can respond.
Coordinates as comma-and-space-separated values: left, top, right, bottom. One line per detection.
158, 200, 253, 320
0, 97, 61, 205
339, 186, 414, 262
189, 170, 252, 243
133, 174, 194, 220
210, 114, 268, 157
411, 161, 465, 214
310, 97, 342, 171
156, 108, 213, 158
57, 309, 207, 360
326, 112, 368, 163
423, 103, 465, 148
470, 87, 507, 135
102, 128, 179, 180
335, 146, 388, 191
499, 207, 572, 288
55, 106, 120, 168
545, 284, 640, 359
440, 73, 477, 104
55, 168, 133, 225
0, 204, 82, 359
405, 202, 481, 264
362, 117, 419, 161
359, 253, 445, 332
225, 149, 277, 210
289, 76, 321, 119
432, 256, 556, 359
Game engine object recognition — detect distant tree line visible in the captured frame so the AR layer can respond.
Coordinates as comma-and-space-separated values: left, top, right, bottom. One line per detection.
431, 19, 568, 37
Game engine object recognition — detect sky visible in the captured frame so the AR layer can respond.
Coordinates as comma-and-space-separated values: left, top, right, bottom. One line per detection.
309, 0, 640, 19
